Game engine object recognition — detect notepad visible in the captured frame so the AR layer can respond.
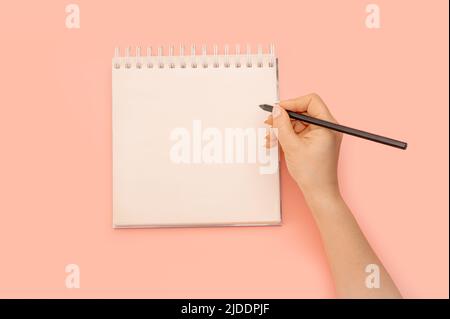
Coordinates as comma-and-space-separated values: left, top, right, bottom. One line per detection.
112, 44, 281, 227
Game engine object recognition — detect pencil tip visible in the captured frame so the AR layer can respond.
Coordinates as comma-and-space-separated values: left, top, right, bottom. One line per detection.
259, 104, 273, 112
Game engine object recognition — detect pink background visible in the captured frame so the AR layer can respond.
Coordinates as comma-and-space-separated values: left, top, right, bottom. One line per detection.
0, 0, 448, 298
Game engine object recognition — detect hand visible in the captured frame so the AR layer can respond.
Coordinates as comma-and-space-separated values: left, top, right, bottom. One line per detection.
265, 93, 342, 198
265, 94, 402, 299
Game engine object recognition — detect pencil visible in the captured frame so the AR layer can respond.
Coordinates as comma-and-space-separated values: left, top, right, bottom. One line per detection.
259, 104, 407, 150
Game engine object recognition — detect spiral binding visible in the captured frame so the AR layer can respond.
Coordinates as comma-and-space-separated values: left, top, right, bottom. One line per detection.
113, 44, 276, 69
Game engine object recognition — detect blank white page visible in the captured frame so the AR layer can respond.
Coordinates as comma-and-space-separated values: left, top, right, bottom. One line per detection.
112, 49, 280, 227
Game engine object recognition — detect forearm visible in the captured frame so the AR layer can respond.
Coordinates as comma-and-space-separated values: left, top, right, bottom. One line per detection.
303, 189, 402, 299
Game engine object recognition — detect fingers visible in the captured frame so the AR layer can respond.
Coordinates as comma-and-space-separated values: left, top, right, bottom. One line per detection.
265, 115, 306, 134
265, 129, 278, 148
292, 120, 306, 133
279, 93, 337, 123
264, 117, 277, 148
271, 104, 298, 149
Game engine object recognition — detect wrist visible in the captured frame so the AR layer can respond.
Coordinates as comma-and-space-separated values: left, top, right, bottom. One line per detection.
300, 184, 344, 213
297, 179, 341, 200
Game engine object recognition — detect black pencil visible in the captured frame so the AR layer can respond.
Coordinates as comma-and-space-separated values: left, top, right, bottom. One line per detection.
259, 104, 407, 150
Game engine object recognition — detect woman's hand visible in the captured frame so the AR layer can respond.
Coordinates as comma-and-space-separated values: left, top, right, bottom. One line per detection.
265, 93, 342, 199
265, 93, 402, 298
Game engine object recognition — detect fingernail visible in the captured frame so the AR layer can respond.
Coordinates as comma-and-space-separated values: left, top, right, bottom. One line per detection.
272, 104, 281, 118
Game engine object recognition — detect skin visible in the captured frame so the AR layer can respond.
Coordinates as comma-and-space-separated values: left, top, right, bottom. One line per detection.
265, 93, 402, 299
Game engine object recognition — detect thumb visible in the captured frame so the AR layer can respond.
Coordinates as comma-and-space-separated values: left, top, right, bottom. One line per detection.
271, 104, 297, 150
